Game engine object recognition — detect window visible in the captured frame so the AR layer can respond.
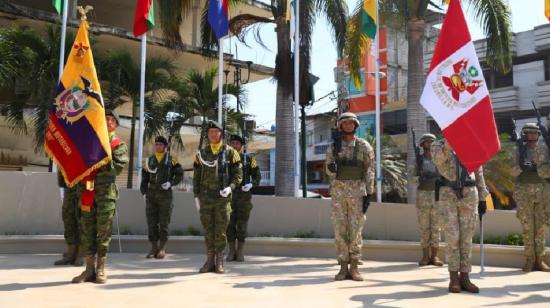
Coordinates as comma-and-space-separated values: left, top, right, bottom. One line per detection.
482, 65, 513, 89
382, 110, 407, 135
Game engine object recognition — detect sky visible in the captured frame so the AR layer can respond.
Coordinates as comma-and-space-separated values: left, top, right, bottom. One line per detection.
227, 0, 547, 129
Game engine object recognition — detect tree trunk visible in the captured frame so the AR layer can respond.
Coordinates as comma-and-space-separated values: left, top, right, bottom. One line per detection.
406, 19, 427, 204
274, 17, 295, 196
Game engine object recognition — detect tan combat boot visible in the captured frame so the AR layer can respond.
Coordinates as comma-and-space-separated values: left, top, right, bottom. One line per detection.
459, 272, 479, 293
73, 245, 84, 266
430, 247, 444, 266
95, 257, 107, 284
349, 259, 363, 281
54, 244, 77, 265
199, 251, 215, 273
155, 240, 167, 259
535, 256, 550, 272
235, 241, 245, 262
226, 241, 236, 262
334, 262, 349, 281
146, 241, 158, 259
418, 247, 430, 266
448, 271, 461, 293
215, 252, 225, 274
522, 256, 535, 272
71, 256, 96, 283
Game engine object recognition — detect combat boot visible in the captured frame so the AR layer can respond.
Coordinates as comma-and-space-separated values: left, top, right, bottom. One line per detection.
430, 247, 444, 266
522, 256, 535, 272
72, 245, 84, 266
199, 251, 215, 273
349, 259, 363, 281
448, 271, 461, 293
215, 252, 225, 274
418, 247, 430, 266
71, 256, 96, 283
155, 240, 167, 259
54, 244, 77, 265
226, 241, 236, 262
235, 241, 245, 262
95, 257, 107, 284
334, 262, 349, 281
146, 241, 158, 259
535, 256, 550, 272
459, 272, 479, 293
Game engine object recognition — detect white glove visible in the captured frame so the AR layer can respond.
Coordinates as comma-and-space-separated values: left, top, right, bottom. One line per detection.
241, 183, 253, 192
161, 182, 171, 190
194, 197, 201, 211
219, 187, 232, 197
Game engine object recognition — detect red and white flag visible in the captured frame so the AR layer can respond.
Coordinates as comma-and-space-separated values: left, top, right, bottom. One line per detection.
420, 0, 500, 172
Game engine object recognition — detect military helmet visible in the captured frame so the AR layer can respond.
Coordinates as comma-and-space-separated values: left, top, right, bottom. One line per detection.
419, 133, 436, 145
206, 120, 223, 132
155, 136, 168, 145
522, 123, 540, 134
105, 109, 120, 125
338, 112, 360, 129
230, 134, 246, 144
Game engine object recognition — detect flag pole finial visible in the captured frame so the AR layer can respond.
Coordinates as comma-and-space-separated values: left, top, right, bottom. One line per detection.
77, 5, 93, 21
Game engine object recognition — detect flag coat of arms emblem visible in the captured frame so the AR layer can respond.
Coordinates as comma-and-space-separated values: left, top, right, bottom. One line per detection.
420, 0, 500, 172
45, 20, 111, 187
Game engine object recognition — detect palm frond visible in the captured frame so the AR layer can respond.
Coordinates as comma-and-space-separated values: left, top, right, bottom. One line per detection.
315, 0, 348, 56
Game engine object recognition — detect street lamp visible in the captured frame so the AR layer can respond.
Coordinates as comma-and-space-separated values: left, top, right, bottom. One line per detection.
225, 60, 253, 134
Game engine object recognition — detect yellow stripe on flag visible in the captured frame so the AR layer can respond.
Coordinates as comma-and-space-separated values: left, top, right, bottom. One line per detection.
363, 0, 377, 23
486, 194, 495, 211
546, 0, 550, 21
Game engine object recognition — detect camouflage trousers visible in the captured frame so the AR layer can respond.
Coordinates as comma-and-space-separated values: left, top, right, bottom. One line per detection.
145, 190, 174, 242
439, 186, 478, 273
330, 180, 367, 264
416, 189, 441, 248
514, 182, 546, 259
199, 194, 231, 253
62, 187, 80, 245
227, 192, 253, 243
80, 182, 118, 258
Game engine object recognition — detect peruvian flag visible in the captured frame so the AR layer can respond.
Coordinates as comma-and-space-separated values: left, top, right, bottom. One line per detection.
420, 0, 500, 172
133, 0, 155, 37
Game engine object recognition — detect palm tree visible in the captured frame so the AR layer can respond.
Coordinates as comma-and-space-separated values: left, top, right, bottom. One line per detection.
98, 50, 177, 188
483, 133, 515, 209
345, 0, 512, 202
365, 134, 407, 200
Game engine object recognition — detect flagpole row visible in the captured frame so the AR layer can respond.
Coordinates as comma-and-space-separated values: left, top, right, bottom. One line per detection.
137, 34, 147, 187
294, 0, 300, 198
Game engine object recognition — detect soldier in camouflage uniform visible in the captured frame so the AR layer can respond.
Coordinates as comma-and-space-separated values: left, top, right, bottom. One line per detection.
54, 173, 83, 266
72, 110, 128, 284
414, 134, 444, 267
194, 121, 242, 274
140, 136, 183, 259
226, 134, 261, 262
325, 112, 374, 281
510, 123, 550, 272
432, 139, 488, 293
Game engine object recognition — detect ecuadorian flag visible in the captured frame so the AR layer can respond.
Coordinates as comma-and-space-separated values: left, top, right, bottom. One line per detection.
45, 20, 111, 187
362, 0, 377, 39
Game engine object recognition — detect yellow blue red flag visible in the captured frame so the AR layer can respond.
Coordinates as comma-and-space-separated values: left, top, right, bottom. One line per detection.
45, 20, 111, 187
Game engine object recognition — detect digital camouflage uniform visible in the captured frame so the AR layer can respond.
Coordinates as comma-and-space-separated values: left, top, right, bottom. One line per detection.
140, 151, 183, 258
509, 127, 550, 271
194, 138, 242, 273
54, 173, 82, 265
433, 139, 488, 293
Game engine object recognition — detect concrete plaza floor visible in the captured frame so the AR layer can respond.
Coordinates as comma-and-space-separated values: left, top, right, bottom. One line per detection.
0, 253, 549, 308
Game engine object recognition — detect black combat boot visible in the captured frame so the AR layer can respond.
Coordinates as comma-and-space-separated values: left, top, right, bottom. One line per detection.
235, 241, 245, 262
54, 244, 77, 265
226, 241, 236, 262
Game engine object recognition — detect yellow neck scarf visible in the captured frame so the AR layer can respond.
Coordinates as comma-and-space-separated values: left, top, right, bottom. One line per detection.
210, 142, 222, 155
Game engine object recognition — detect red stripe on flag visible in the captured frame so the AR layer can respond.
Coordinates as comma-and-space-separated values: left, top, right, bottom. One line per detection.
441, 96, 500, 173
428, 0, 472, 73
133, 0, 153, 37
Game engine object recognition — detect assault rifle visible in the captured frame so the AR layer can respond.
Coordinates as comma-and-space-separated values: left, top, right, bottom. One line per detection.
511, 118, 535, 172
531, 100, 550, 149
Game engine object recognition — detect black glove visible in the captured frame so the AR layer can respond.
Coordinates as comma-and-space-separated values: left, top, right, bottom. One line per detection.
362, 195, 370, 214
478, 201, 487, 217
520, 161, 537, 172
328, 162, 337, 173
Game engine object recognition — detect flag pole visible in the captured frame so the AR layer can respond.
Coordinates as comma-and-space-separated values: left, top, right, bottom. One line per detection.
52, 0, 69, 174
294, 0, 300, 197
374, 0, 382, 203
137, 33, 146, 187
218, 37, 224, 123
480, 215, 485, 275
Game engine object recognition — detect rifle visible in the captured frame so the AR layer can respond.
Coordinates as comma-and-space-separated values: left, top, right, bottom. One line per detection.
531, 100, 550, 149
242, 127, 249, 185
411, 128, 423, 177
511, 118, 535, 172
328, 128, 342, 173
164, 112, 177, 184
218, 96, 228, 190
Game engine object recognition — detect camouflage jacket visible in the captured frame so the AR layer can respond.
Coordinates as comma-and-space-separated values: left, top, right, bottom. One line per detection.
325, 136, 375, 195
95, 133, 128, 183
509, 141, 550, 183
239, 153, 261, 187
140, 153, 183, 194
193, 143, 242, 196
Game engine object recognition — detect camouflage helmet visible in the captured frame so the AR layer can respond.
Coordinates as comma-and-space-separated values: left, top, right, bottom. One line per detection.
419, 133, 436, 145
522, 123, 540, 134
230, 134, 246, 144
338, 112, 360, 129
206, 120, 223, 132
105, 109, 120, 125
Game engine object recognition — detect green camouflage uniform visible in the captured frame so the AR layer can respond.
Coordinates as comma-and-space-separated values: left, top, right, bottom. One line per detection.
510, 142, 550, 262
79, 133, 128, 257
415, 158, 441, 249
227, 153, 261, 243
433, 140, 488, 273
325, 137, 375, 264
194, 144, 242, 253
58, 173, 80, 245
140, 153, 183, 242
